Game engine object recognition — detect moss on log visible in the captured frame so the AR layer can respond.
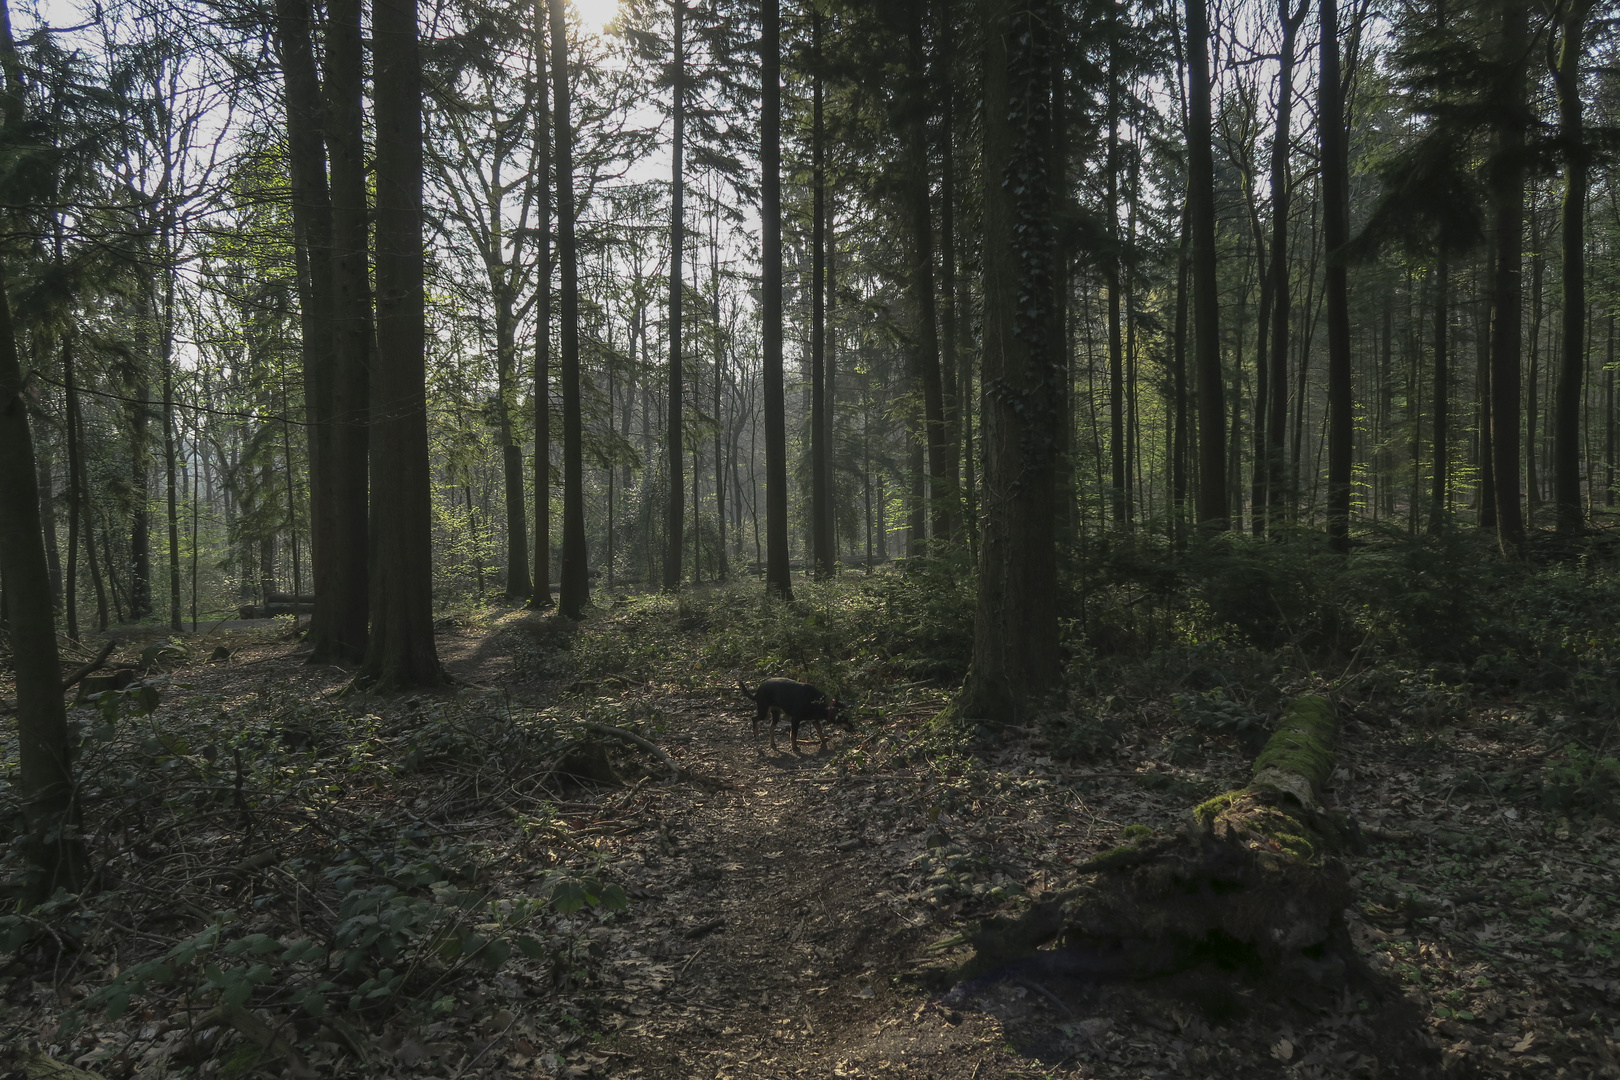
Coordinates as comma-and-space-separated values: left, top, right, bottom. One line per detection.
929, 694, 1358, 987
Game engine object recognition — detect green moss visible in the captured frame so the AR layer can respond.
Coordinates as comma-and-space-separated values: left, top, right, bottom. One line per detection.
1251, 694, 1336, 794
1192, 791, 1238, 827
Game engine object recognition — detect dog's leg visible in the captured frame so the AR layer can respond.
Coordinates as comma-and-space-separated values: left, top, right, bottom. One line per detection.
813, 717, 826, 748
769, 707, 780, 750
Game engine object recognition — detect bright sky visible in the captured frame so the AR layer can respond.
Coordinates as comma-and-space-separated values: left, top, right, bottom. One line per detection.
574, 0, 621, 35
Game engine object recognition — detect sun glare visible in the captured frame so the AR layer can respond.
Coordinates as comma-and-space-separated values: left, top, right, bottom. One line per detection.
574, 0, 621, 34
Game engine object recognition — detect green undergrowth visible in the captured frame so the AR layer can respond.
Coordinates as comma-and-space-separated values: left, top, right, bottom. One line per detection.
0, 678, 640, 1070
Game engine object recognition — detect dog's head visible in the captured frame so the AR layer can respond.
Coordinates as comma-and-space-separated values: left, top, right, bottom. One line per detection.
825, 697, 853, 729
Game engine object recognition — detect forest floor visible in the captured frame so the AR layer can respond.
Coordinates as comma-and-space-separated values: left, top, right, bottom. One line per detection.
4, 580, 1620, 1079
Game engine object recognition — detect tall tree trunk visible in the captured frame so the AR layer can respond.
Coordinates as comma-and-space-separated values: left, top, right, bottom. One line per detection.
1172, 206, 1191, 541
129, 365, 151, 620
362, 0, 443, 688
77, 361, 108, 633
904, 0, 955, 547
810, 6, 832, 577
1553, 0, 1592, 533
530, 1, 553, 609
1477, 287, 1496, 526
1, 291, 86, 896
0, 189, 86, 899
1488, 0, 1528, 551
1106, 47, 1127, 525
550, 0, 589, 618
161, 246, 182, 630
319, 0, 373, 660
1607, 314, 1614, 507
1431, 252, 1449, 529
966, 0, 1060, 721
37, 433, 60, 612
761, 0, 792, 599
273, 0, 336, 648
664, 0, 685, 590
1187, 0, 1226, 532
1265, 2, 1305, 529
64, 338, 81, 642
711, 212, 729, 579
1320, 0, 1352, 553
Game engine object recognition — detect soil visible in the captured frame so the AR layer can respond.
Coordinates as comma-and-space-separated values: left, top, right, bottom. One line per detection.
7, 605, 1620, 1080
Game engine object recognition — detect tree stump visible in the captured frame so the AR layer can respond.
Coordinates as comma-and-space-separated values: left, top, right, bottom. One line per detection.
935, 694, 1359, 986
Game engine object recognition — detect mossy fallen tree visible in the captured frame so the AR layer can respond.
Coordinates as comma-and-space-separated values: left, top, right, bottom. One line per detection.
930, 694, 1361, 987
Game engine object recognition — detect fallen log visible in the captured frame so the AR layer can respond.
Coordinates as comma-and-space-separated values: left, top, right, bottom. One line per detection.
237, 602, 315, 618
59, 639, 116, 693
933, 694, 1357, 986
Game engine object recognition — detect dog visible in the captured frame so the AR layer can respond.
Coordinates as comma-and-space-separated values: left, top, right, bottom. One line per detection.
738, 678, 849, 752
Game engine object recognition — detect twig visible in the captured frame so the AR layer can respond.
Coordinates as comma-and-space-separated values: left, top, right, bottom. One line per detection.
448, 1011, 518, 1080
60, 639, 117, 692
581, 721, 691, 781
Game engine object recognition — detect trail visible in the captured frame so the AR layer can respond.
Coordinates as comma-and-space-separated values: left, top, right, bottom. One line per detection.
580, 687, 1042, 1079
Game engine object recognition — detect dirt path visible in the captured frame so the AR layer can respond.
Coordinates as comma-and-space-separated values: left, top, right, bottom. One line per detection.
573, 690, 1048, 1080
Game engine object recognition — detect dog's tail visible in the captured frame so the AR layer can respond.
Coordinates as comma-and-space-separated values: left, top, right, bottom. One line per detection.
738, 679, 758, 702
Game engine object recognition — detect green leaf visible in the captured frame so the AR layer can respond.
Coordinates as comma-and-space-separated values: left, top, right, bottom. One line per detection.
551, 879, 589, 914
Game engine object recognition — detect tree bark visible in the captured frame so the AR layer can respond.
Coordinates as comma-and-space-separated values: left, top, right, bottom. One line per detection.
664, 0, 685, 591
362, 0, 443, 688
964, 0, 1060, 722
1553, 0, 1592, 534
810, 6, 832, 577
272, 0, 336, 651
530, 1, 553, 610
550, 0, 589, 618
1430, 253, 1448, 529
904, 0, 955, 547
1265, 0, 1306, 530
0, 268, 86, 902
316, 0, 372, 661
761, 0, 792, 600
1321, 0, 1352, 553
1488, 0, 1528, 552
1187, 0, 1226, 533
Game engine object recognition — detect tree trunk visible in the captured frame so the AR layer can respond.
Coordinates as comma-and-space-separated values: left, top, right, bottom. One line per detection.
1265, 0, 1305, 531
664, 0, 685, 591
362, 0, 443, 689
1430, 253, 1448, 528
530, 0, 553, 609
761, 0, 792, 600
905, 0, 955, 547
1553, 0, 1592, 534
1106, 50, 1127, 526
318, 0, 373, 661
129, 366, 151, 620
1187, 0, 1226, 533
810, 6, 831, 578
37, 434, 60, 612
161, 259, 182, 631
1321, 0, 1352, 553
550, 0, 589, 618
1488, 0, 1528, 552
0, 265, 86, 902
273, 0, 335, 650
964, 0, 1060, 722
64, 338, 81, 642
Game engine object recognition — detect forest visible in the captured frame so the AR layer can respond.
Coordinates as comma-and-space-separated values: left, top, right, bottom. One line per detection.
2, 0, 1620, 1074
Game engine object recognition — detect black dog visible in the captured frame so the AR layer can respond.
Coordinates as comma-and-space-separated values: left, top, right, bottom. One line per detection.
738, 678, 848, 752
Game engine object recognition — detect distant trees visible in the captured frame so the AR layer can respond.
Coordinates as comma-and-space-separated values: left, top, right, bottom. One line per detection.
7, 0, 1620, 726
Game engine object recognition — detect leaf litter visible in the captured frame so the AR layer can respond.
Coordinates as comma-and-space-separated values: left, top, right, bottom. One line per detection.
2, 587, 1618, 1079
